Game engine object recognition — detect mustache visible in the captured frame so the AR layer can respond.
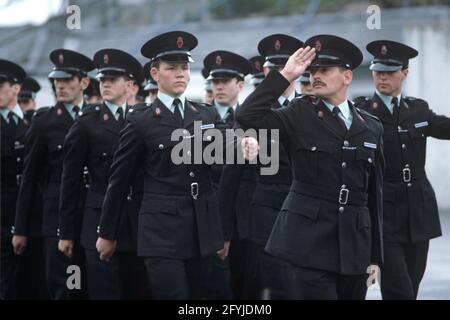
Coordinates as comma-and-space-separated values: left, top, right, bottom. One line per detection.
313, 81, 326, 86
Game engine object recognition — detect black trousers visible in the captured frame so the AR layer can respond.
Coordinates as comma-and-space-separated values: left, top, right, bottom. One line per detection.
16, 237, 48, 299
203, 254, 233, 299
244, 242, 293, 300
85, 249, 150, 300
44, 237, 85, 300
381, 241, 429, 300
0, 235, 19, 300
278, 261, 367, 300
228, 239, 249, 299
144, 255, 216, 300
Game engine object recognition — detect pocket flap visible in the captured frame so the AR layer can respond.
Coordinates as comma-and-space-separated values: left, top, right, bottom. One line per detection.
281, 192, 321, 220
358, 209, 371, 229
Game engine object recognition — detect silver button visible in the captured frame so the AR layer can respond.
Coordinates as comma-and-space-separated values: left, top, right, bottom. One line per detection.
187, 150, 191, 156
342, 162, 347, 168
368, 158, 373, 164
95, 106, 101, 111
341, 185, 346, 189
339, 207, 344, 213
102, 152, 107, 156
344, 141, 349, 147
16, 157, 21, 162
398, 126, 402, 131
158, 144, 164, 149
97, 226, 100, 234
189, 172, 195, 178
311, 146, 317, 151
78, 111, 83, 116
402, 144, 406, 149
405, 164, 410, 168
15, 141, 19, 146
57, 145, 62, 150
407, 183, 412, 188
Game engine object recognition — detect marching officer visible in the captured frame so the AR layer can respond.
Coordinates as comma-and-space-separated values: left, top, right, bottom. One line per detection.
201, 67, 214, 105
143, 62, 159, 104
84, 77, 102, 105
220, 34, 303, 299
96, 31, 228, 299
18, 76, 41, 123
58, 49, 147, 299
203, 50, 253, 299
0, 59, 27, 299
236, 35, 385, 299
356, 40, 450, 299
12, 49, 95, 299
249, 55, 265, 89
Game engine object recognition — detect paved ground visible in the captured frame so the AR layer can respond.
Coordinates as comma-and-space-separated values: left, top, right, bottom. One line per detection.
367, 210, 450, 300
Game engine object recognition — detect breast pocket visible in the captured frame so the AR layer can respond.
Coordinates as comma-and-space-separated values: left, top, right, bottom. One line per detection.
354, 147, 375, 189
294, 138, 336, 182
147, 135, 182, 176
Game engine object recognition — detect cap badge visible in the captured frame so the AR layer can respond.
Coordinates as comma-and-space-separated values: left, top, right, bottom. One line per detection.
216, 55, 222, 66
58, 54, 64, 64
177, 36, 184, 49
274, 40, 281, 51
381, 45, 388, 56
315, 40, 322, 52
103, 54, 109, 64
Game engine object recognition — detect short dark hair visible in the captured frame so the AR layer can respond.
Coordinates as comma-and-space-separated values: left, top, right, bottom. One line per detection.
151, 59, 160, 70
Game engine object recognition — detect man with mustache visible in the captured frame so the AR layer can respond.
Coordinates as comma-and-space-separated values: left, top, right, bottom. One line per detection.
96, 31, 228, 299
13, 49, 94, 299
58, 49, 148, 299
237, 35, 384, 299
355, 40, 450, 300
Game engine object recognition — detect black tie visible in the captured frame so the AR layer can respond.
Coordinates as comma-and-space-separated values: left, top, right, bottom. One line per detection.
116, 107, 125, 126
226, 107, 235, 123
72, 105, 80, 120
7, 111, 16, 133
392, 97, 399, 124
172, 98, 183, 127
282, 99, 290, 107
332, 106, 347, 133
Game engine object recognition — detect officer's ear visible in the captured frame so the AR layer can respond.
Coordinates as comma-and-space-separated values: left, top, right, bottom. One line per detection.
401, 68, 409, 79
80, 77, 90, 91
342, 68, 353, 86
11, 83, 21, 96
237, 78, 245, 91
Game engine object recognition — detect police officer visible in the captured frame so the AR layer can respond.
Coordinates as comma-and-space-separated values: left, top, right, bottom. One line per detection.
96, 31, 227, 299
58, 49, 147, 299
220, 34, 303, 300
126, 63, 145, 107
202, 50, 252, 299
18, 76, 41, 123
0, 59, 27, 299
299, 71, 313, 94
356, 40, 450, 300
12, 49, 95, 300
237, 35, 384, 300
143, 62, 159, 104
249, 55, 265, 89
201, 67, 214, 105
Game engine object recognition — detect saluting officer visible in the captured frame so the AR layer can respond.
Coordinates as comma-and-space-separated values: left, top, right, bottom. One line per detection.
12, 49, 95, 300
0, 59, 27, 299
96, 31, 227, 299
58, 49, 147, 299
18, 76, 41, 123
356, 40, 450, 300
237, 35, 385, 300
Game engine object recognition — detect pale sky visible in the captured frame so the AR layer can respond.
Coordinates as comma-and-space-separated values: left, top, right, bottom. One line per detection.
0, 0, 62, 26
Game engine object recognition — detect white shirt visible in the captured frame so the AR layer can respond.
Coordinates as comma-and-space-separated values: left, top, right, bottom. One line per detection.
104, 100, 127, 120
214, 101, 237, 121
157, 91, 186, 119
278, 90, 296, 107
323, 99, 353, 130
63, 98, 84, 120
0, 104, 24, 123
375, 90, 402, 114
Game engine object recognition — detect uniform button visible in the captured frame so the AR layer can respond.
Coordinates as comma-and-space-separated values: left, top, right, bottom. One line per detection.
398, 126, 402, 131
16, 157, 21, 162
56, 228, 60, 236
341, 185, 346, 189
158, 144, 164, 149
10, 226, 15, 234
405, 164, 410, 168
402, 144, 406, 149
189, 172, 195, 178
102, 152, 107, 157
368, 158, 373, 164
15, 141, 19, 146
343, 140, 349, 147
342, 162, 347, 168
97, 226, 100, 234
407, 183, 412, 188
187, 150, 191, 156
311, 146, 317, 151
57, 145, 62, 150
339, 207, 344, 213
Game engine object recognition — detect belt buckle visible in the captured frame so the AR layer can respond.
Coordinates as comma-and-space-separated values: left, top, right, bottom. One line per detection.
339, 188, 349, 205
402, 168, 411, 183
191, 182, 199, 200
